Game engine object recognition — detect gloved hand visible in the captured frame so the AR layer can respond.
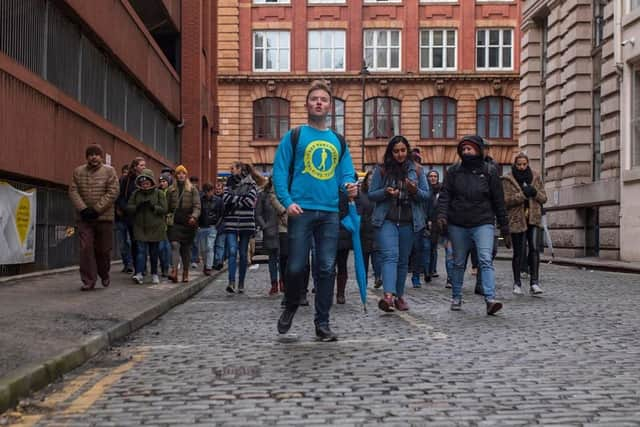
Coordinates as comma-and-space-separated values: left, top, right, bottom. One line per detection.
81, 207, 99, 221
187, 216, 198, 227
501, 229, 512, 249
436, 217, 448, 235
522, 184, 537, 198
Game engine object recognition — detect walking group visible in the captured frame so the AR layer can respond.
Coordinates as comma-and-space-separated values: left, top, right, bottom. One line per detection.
69, 79, 547, 343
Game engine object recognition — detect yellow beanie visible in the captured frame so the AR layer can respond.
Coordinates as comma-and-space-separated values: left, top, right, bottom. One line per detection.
175, 164, 188, 175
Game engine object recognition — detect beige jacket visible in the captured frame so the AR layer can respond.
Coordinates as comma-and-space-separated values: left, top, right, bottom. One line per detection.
502, 173, 547, 233
69, 163, 120, 222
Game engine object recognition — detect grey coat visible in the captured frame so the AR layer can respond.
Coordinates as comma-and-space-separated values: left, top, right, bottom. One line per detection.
255, 188, 280, 250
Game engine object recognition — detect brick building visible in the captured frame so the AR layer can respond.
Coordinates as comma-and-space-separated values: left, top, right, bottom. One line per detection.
216, 0, 522, 178
0, 0, 217, 273
520, 0, 640, 261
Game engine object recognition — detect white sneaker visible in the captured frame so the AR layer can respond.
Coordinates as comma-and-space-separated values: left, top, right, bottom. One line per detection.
531, 284, 544, 295
190, 262, 198, 269
151, 274, 160, 284
132, 273, 144, 284
513, 285, 523, 295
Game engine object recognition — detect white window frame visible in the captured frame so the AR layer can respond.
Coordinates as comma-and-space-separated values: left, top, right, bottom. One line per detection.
420, 29, 457, 71
476, 28, 514, 71
364, 29, 401, 71
632, 63, 640, 167
308, 0, 346, 3
308, 30, 346, 72
253, 0, 290, 4
253, 30, 290, 72
364, 0, 402, 3
420, 0, 458, 2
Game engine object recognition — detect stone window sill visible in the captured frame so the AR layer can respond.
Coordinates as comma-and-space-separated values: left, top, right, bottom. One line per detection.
622, 167, 640, 183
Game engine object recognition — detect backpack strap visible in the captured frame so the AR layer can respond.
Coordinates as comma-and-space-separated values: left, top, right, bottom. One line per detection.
287, 126, 347, 192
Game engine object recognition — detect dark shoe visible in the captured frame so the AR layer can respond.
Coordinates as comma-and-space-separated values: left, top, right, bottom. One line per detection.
394, 297, 409, 311
226, 282, 236, 293
378, 293, 395, 312
278, 279, 284, 293
373, 278, 382, 289
336, 294, 346, 304
168, 268, 178, 283
474, 282, 484, 296
203, 268, 212, 276
486, 300, 503, 315
121, 265, 133, 273
212, 263, 223, 271
237, 283, 244, 294
431, 273, 439, 278
280, 297, 287, 308
424, 274, 432, 283
278, 306, 298, 334
299, 294, 309, 306
101, 278, 110, 288
450, 298, 462, 311
445, 280, 452, 289
269, 281, 279, 296
315, 324, 338, 342
80, 283, 95, 291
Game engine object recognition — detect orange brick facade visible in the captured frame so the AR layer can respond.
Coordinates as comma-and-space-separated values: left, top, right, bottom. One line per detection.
216, 0, 522, 174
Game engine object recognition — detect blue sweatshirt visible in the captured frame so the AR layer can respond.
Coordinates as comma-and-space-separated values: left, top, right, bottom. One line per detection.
273, 125, 356, 213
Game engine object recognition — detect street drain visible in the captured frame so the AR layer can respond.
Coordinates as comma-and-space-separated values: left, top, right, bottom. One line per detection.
212, 366, 261, 379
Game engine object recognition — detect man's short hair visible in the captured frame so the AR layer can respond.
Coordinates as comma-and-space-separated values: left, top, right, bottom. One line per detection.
202, 182, 214, 193
85, 144, 103, 158
306, 80, 332, 102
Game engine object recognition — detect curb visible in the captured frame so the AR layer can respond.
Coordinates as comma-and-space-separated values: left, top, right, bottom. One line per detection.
495, 255, 640, 274
0, 261, 123, 284
0, 271, 221, 413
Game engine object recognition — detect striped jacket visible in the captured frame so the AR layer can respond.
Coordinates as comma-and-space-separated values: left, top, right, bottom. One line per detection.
221, 175, 258, 233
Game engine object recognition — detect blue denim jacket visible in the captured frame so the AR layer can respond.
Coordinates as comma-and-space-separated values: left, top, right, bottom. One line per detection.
368, 163, 430, 233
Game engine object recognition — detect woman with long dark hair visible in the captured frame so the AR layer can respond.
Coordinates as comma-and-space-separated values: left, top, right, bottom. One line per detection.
368, 136, 430, 312
502, 152, 547, 295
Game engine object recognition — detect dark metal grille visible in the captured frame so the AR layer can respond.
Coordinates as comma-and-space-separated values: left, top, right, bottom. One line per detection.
106, 63, 126, 129
45, 4, 80, 97
126, 85, 143, 140
0, 0, 46, 75
142, 98, 157, 149
80, 36, 106, 116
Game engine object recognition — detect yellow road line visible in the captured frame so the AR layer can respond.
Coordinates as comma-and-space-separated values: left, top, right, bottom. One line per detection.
62, 351, 147, 415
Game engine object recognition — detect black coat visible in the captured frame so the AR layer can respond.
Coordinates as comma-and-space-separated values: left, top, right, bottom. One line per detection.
338, 192, 352, 251
356, 191, 376, 253
199, 194, 223, 228
438, 162, 508, 232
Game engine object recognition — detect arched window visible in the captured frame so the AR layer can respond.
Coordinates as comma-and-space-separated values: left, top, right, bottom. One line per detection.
253, 97, 290, 140
364, 97, 401, 139
420, 97, 457, 139
476, 96, 513, 139
326, 97, 345, 135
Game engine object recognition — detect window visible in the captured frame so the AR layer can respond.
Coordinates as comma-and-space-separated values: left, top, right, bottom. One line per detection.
327, 98, 345, 135
420, 29, 456, 70
308, 30, 345, 71
364, 0, 402, 2
364, 30, 401, 71
632, 0, 640, 10
253, 98, 290, 140
253, 31, 290, 72
308, 0, 345, 3
364, 97, 401, 139
420, 97, 457, 139
593, 0, 605, 47
254, 0, 290, 3
633, 65, 640, 167
476, 29, 513, 70
593, 89, 602, 180
476, 97, 513, 139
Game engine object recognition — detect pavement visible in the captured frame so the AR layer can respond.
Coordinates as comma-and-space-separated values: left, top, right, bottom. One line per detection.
0, 262, 220, 413
2, 254, 640, 426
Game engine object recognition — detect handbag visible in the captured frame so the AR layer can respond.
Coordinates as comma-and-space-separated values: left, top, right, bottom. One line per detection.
166, 213, 174, 226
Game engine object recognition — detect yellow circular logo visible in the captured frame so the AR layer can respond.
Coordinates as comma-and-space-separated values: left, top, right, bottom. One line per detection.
302, 140, 339, 180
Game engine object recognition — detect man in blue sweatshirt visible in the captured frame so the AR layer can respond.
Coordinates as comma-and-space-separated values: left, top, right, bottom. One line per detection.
273, 80, 358, 342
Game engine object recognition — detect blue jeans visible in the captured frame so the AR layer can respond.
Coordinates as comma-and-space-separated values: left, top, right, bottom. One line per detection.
158, 239, 171, 274
438, 236, 454, 282
226, 230, 252, 285
448, 224, 496, 301
412, 232, 432, 278
214, 231, 227, 266
376, 221, 415, 297
286, 210, 339, 328
268, 248, 279, 282
135, 241, 159, 275
197, 226, 218, 269
191, 234, 199, 264
116, 220, 132, 268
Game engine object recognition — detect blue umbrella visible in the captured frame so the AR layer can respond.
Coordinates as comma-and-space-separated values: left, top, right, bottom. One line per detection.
341, 201, 368, 312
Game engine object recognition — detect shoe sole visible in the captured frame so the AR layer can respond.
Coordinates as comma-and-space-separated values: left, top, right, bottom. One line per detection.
487, 302, 503, 315
451, 304, 461, 311
316, 335, 338, 342
378, 299, 395, 312
226, 287, 235, 293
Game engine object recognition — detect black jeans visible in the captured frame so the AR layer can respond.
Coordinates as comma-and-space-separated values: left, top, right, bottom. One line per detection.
511, 225, 540, 286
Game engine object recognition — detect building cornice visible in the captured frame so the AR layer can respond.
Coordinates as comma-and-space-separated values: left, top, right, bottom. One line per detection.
217, 73, 520, 84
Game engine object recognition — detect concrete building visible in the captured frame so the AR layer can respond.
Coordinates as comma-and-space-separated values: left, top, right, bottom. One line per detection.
0, 0, 218, 274
520, 0, 640, 261
216, 0, 522, 178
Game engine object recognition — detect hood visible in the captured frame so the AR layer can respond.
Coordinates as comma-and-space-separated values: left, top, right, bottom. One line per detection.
457, 135, 486, 158
135, 168, 156, 189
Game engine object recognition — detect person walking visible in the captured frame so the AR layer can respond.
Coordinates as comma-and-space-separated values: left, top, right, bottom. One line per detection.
334, 190, 352, 304
502, 152, 547, 295
256, 177, 281, 295
68, 144, 120, 291
357, 170, 381, 289
167, 165, 201, 283
115, 157, 146, 273
126, 169, 168, 285
272, 80, 358, 342
409, 150, 431, 289
426, 169, 453, 288
198, 182, 224, 276
157, 173, 173, 277
368, 135, 430, 312
437, 135, 511, 315
221, 162, 259, 294
115, 164, 133, 273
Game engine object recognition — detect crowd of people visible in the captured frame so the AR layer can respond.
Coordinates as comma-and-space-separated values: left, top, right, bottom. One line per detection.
69, 80, 548, 343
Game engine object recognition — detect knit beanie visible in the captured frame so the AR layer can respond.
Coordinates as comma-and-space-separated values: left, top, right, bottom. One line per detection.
175, 164, 188, 175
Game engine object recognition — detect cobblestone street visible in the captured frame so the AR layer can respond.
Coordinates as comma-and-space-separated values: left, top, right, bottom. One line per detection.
9, 258, 640, 426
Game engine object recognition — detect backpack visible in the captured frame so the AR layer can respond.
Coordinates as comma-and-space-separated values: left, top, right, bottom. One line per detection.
288, 126, 347, 191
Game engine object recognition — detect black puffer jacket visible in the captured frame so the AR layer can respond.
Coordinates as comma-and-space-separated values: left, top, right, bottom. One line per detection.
338, 191, 352, 251
438, 162, 508, 231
